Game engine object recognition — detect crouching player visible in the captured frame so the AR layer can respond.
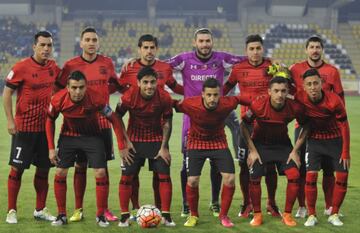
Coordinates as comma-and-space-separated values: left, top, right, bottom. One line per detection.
241, 76, 307, 226
116, 66, 175, 227
173, 78, 250, 227
298, 69, 350, 227
45, 71, 125, 227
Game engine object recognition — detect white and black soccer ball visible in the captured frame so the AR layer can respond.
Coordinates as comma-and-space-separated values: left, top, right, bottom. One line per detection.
136, 204, 162, 228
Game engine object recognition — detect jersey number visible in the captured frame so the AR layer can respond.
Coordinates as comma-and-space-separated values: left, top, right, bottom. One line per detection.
15, 147, 22, 159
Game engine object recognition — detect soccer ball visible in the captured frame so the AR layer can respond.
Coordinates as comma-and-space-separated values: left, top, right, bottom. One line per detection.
136, 205, 162, 228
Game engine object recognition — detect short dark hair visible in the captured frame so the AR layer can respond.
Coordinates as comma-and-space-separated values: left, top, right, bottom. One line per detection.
34, 31, 52, 44
306, 35, 324, 49
137, 66, 158, 80
194, 28, 213, 39
302, 68, 321, 80
138, 34, 158, 47
269, 76, 289, 88
245, 34, 263, 46
81, 27, 97, 39
202, 78, 220, 91
68, 70, 87, 83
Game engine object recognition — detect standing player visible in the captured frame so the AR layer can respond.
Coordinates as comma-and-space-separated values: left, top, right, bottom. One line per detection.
296, 69, 349, 227
3, 31, 60, 224
118, 34, 183, 93
290, 35, 345, 218
46, 71, 125, 227
118, 34, 183, 212
167, 28, 245, 217
223, 34, 280, 218
117, 67, 175, 227
55, 27, 119, 222
173, 78, 250, 227
241, 77, 306, 227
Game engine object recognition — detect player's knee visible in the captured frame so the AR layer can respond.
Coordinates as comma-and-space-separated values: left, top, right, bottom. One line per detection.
11, 166, 22, 173
222, 173, 235, 186
55, 168, 68, 177
94, 168, 106, 178
36, 167, 50, 173
284, 167, 300, 180
306, 171, 318, 182
187, 176, 199, 187
75, 162, 87, 169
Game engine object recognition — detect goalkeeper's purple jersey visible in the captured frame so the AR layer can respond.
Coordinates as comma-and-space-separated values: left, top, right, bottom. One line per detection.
167, 51, 245, 151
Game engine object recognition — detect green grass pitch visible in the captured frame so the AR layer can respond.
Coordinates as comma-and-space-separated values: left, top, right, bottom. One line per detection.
0, 95, 359, 233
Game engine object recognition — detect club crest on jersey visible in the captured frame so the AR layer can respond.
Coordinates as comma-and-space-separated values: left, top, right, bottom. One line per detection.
211, 63, 219, 69
49, 69, 54, 77
99, 66, 107, 75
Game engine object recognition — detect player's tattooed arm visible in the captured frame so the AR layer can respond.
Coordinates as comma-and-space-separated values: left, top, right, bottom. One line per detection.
114, 100, 136, 165
155, 118, 172, 165
240, 121, 262, 168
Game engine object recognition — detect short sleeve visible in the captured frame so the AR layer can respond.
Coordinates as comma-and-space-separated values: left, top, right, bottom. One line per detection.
5, 65, 23, 89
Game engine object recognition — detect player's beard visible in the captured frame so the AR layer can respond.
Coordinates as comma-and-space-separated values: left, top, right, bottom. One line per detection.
196, 47, 212, 59
309, 54, 321, 63
205, 101, 218, 110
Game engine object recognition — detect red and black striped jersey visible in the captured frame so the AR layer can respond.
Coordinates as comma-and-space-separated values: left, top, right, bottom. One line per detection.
243, 95, 306, 145
296, 90, 350, 159
223, 58, 273, 118
116, 86, 173, 142
118, 59, 183, 94
48, 89, 106, 136
46, 88, 125, 150
56, 55, 118, 129
174, 95, 250, 150
290, 60, 344, 102
5, 57, 61, 132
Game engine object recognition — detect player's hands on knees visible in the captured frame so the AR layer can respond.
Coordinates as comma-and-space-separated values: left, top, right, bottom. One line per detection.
247, 150, 262, 169
339, 158, 350, 170
7, 119, 17, 135
49, 149, 58, 166
121, 57, 137, 72
155, 147, 171, 165
287, 150, 301, 168
120, 147, 135, 165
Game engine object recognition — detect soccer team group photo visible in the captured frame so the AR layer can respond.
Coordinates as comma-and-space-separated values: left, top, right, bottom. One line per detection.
0, 0, 358, 232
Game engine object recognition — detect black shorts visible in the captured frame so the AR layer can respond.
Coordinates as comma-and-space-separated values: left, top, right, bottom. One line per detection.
249, 143, 297, 178
306, 138, 347, 172
121, 142, 170, 175
9, 132, 52, 170
57, 136, 107, 169
238, 122, 253, 164
186, 149, 235, 176
76, 128, 115, 166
